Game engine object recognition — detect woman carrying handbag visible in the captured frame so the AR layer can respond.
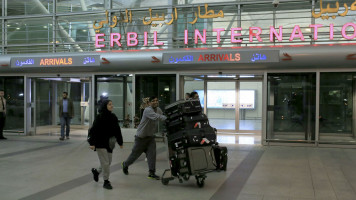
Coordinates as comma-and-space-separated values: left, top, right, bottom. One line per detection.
88, 99, 123, 189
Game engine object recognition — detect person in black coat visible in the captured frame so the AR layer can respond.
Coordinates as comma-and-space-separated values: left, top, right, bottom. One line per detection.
88, 99, 123, 190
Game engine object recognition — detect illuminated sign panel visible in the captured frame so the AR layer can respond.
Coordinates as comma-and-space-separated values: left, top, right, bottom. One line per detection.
11, 55, 101, 68
163, 50, 279, 64
196, 90, 255, 109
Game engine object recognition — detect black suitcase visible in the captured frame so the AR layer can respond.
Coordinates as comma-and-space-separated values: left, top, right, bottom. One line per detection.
213, 146, 228, 171
187, 146, 216, 174
166, 114, 210, 133
167, 126, 217, 149
165, 99, 202, 118
169, 150, 190, 176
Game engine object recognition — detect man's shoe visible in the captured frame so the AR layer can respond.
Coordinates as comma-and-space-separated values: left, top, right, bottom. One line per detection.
122, 162, 129, 175
91, 168, 99, 182
59, 137, 64, 141
103, 180, 113, 190
65, 136, 70, 140
0, 136, 7, 140
147, 173, 160, 180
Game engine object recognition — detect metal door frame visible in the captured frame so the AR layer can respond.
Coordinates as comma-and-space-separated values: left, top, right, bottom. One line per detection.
26, 75, 92, 136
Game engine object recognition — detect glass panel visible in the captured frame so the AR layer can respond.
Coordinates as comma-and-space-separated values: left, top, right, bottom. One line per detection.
267, 73, 316, 141
275, 5, 313, 46
113, 0, 170, 9
239, 82, 262, 131
319, 72, 356, 143
34, 77, 90, 136
95, 75, 133, 127
241, 6, 273, 46
135, 74, 176, 133
7, 45, 55, 54
314, 0, 356, 44
56, 0, 109, 13
7, 18, 53, 45
183, 75, 204, 105
0, 77, 24, 133
207, 82, 235, 130
8, 0, 54, 16
57, 14, 100, 44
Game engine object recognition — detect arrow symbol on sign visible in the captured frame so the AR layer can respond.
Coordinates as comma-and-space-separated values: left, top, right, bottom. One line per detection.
282, 53, 292, 61
102, 57, 110, 64
346, 54, 356, 60
151, 56, 160, 63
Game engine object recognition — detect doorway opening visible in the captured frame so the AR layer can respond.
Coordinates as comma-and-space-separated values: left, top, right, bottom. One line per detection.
30, 76, 91, 137
181, 74, 262, 144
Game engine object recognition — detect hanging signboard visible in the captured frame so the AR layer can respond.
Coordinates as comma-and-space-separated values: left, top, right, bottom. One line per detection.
163, 50, 280, 64
10, 55, 101, 68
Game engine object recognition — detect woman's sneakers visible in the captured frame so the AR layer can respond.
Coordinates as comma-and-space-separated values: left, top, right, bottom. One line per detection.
103, 180, 113, 190
91, 168, 99, 182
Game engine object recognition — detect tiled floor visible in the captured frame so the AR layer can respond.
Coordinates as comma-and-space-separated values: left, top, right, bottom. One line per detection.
1, 135, 356, 200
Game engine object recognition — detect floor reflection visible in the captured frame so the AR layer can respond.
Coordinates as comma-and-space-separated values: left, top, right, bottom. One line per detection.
217, 135, 236, 144
238, 136, 255, 144
217, 134, 261, 145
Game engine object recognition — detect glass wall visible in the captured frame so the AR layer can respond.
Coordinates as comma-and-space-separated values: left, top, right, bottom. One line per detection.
239, 81, 262, 131
266, 73, 316, 142
95, 75, 133, 128
3, 1, 355, 54
183, 75, 204, 105
319, 72, 356, 144
182, 75, 263, 133
32, 77, 90, 136
207, 81, 236, 130
0, 76, 24, 133
135, 74, 176, 132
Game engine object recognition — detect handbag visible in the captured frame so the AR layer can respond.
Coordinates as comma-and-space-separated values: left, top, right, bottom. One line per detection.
109, 136, 116, 150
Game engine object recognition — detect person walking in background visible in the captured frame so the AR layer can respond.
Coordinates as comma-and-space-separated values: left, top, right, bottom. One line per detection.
88, 100, 123, 190
121, 96, 167, 180
190, 91, 199, 99
0, 90, 7, 140
58, 91, 74, 140
185, 93, 191, 100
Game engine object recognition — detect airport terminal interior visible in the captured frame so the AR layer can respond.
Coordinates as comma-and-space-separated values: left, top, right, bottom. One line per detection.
1, 0, 356, 199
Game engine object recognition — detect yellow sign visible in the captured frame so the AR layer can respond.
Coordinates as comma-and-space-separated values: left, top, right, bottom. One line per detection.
312, 0, 356, 19
93, 4, 224, 32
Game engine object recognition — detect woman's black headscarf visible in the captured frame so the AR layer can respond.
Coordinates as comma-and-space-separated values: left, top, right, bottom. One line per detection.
99, 99, 112, 114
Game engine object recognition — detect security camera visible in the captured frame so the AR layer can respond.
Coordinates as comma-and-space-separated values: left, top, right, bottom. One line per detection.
272, 0, 279, 7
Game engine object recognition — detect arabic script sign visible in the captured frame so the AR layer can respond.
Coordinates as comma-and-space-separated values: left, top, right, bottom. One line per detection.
11, 55, 101, 68
163, 50, 280, 64
93, 3, 224, 32
312, 0, 356, 19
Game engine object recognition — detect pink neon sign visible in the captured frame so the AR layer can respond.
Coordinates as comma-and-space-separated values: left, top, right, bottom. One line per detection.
95, 23, 356, 48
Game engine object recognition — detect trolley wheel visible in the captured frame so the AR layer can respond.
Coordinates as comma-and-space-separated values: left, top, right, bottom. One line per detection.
196, 179, 205, 188
161, 178, 169, 185
183, 174, 190, 181
195, 175, 206, 188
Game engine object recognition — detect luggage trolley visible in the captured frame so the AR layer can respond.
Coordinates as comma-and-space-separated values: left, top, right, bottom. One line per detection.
161, 99, 228, 188
161, 145, 215, 187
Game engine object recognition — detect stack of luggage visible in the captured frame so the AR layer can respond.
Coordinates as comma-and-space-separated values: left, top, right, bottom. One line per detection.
161, 99, 228, 187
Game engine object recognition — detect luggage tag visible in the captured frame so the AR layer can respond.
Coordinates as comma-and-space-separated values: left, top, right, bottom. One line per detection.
194, 122, 201, 128
200, 138, 210, 144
